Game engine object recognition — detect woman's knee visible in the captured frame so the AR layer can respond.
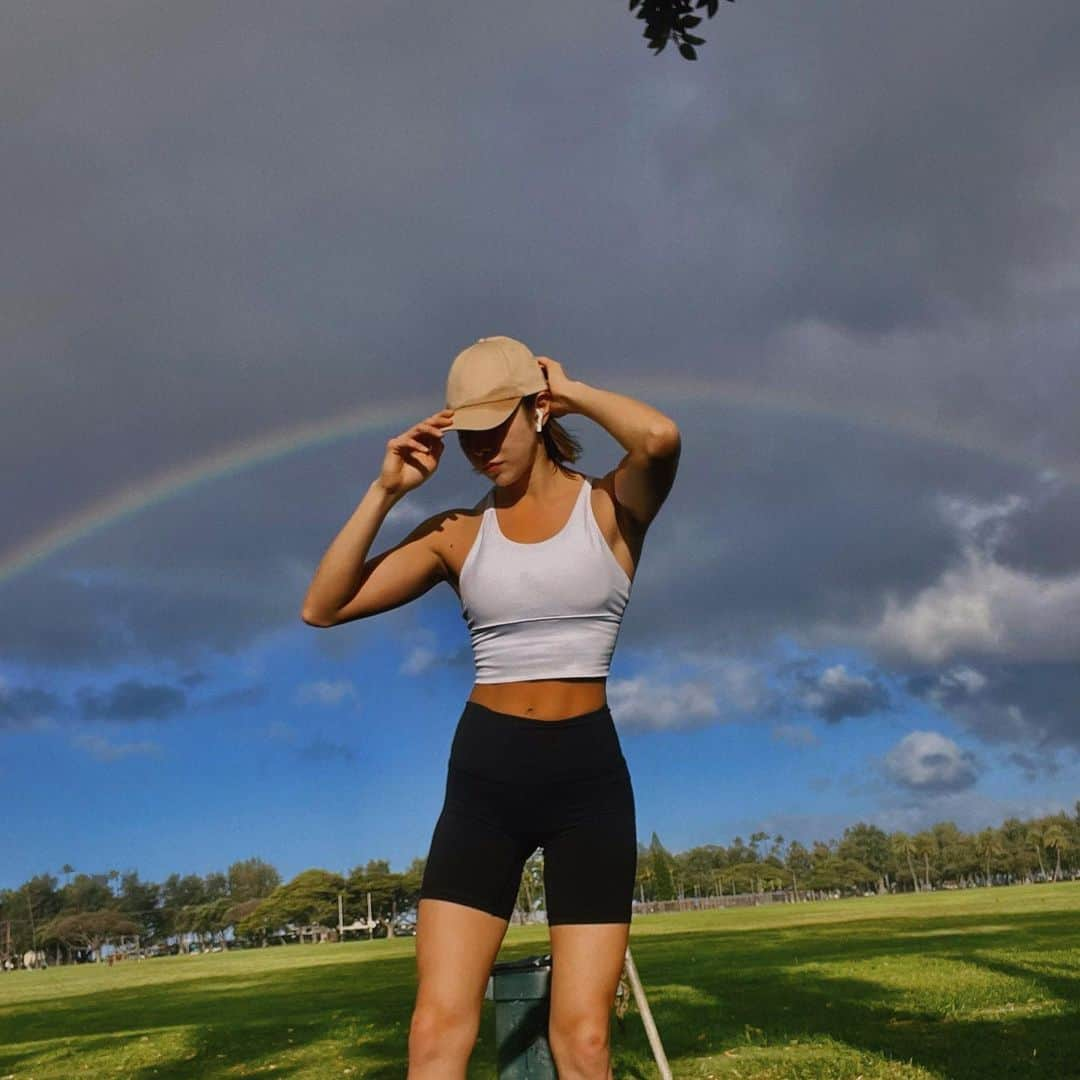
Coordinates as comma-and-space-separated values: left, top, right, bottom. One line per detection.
549, 1015, 610, 1070
408, 998, 481, 1061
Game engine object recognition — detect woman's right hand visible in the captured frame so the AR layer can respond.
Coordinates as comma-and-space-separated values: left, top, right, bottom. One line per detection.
377, 408, 455, 496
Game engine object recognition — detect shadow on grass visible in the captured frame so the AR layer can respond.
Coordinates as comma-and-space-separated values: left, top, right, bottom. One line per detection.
622, 907, 1079, 1078
0, 951, 420, 1078
0, 907, 1077, 1078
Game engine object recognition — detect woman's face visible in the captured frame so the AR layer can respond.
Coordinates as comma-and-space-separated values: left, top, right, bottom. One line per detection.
457, 399, 542, 482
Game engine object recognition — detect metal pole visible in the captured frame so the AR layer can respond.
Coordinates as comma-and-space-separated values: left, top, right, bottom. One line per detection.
623, 946, 672, 1080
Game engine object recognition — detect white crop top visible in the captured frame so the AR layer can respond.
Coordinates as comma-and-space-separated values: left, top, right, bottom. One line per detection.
458, 475, 633, 683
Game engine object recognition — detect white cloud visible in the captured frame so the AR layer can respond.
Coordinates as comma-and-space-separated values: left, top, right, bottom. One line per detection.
868, 543, 1080, 665
385, 498, 432, 528
772, 722, 819, 747
932, 665, 989, 700
607, 650, 774, 732
667, 651, 772, 713
882, 730, 980, 793
608, 676, 721, 732
934, 491, 1029, 555
293, 680, 360, 707
396, 626, 468, 676
71, 733, 162, 762
400, 645, 438, 676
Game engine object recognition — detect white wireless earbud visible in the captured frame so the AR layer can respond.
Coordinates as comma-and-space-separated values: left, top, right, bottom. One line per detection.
535, 413, 544, 433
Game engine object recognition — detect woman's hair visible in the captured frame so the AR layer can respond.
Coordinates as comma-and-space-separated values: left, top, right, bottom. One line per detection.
521, 392, 582, 469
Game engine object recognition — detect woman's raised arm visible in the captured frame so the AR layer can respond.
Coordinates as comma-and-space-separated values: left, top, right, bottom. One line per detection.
300, 408, 454, 626
539, 357, 680, 529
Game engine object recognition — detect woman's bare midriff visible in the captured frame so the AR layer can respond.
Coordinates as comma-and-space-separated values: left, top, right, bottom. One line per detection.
467, 678, 607, 720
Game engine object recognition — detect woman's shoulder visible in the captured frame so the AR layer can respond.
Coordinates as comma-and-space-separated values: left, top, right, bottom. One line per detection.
422, 494, 490, 585
426, 492, 489, 546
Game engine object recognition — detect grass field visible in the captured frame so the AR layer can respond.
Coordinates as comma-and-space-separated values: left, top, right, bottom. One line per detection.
1, 882, 1077, 1078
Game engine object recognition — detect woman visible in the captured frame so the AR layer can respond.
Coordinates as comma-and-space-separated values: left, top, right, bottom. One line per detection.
301, 335, 680, 1079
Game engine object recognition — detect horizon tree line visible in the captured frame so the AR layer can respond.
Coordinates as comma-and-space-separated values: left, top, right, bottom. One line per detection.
3, 805, 1076, 964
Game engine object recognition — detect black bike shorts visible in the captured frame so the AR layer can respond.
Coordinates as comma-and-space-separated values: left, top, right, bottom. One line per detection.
419, 700, 637, 925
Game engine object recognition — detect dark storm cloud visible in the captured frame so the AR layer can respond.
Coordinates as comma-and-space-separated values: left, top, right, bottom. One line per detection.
994, 478, 1080, 578
2, 0, 1080, 777
4, 0, 1080, 553
77, 678, 187, 723
908, 660, 1080, 766
645, 3, 1080, 356
0, 684, 65, 731
198, 684, 267, 710
1006, 750, 1062, 784
611, 402, 1033, 656
789, 662, 890, 724
296, 736, 355, 764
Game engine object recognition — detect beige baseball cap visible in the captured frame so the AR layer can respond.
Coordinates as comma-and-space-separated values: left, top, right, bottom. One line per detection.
445, 335, 548, 430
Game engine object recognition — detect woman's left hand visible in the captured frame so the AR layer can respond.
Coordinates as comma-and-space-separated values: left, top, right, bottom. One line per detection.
535, 356, 578, 418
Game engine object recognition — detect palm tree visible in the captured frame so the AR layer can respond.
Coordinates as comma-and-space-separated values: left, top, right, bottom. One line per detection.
1026, 825, 1048, 880
107, 869, 120, 899
1043, 824, 1068, 882
913, 831, 936, 891
975, 828, 1006, 885
891, 833, 921, 893
60, 864, 75, 887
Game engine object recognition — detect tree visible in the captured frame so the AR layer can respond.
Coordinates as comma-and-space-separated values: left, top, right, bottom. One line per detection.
162, 873, 207, 910
347, 861, 409, 937
1043, 823, 1068, 883
629, 0, 734, 61
161, 873, 208, 947
118, 872, 164, 942
227, 858, 281, 903
15, 875, 61, 953
223, 898, 264, 931
930, 822, 968, 882
516, 850, 545, 921
204, 872, 229, 901
1027, 825, 1048, 880
41, 911, 141, 961
838, 823, 892, 893
891, 832, 921, 893
784, 840, 813, 897
648, 833, 675, 901
913, 831, 938, 890
974, 828, 1006, 885
237, 870, 345, 943
747, 831, 770, 862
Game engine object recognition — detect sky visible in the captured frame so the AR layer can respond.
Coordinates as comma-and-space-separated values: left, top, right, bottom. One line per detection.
2, 0, 1079, 891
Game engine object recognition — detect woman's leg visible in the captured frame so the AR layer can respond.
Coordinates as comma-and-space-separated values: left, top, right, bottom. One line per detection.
548, 921, 630, 1080
542, 746, 637, 1079
410, 742, 535, 1077
408, 898, 510, 1079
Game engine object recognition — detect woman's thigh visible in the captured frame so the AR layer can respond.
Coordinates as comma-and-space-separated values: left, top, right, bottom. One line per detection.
542, 764, 637, 926
420, 772, 538, 921
413, 897, 510, 1019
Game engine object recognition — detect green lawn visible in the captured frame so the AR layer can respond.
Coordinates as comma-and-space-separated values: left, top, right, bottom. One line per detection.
1, 882, 1076, 1078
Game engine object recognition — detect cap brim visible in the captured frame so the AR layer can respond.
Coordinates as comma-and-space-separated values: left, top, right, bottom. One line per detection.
445, 397, 520, 431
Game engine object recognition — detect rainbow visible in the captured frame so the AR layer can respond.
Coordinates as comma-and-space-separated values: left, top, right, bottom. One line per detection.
1, 376, 1070, 590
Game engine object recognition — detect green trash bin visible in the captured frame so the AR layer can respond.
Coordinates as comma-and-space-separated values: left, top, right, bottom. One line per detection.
484, 954, 556, 1078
